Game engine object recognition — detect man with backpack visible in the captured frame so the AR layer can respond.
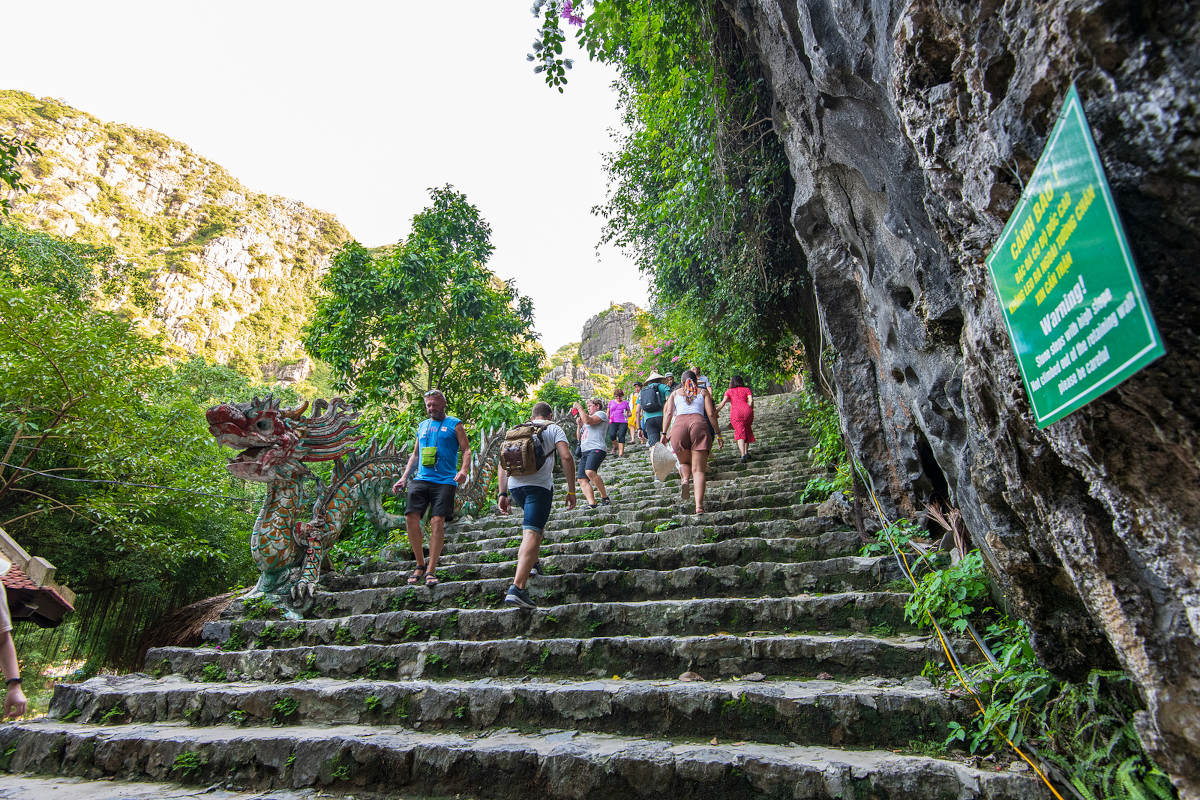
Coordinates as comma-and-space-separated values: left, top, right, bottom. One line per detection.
497, 402, 576, 609
639, 373, 672, 447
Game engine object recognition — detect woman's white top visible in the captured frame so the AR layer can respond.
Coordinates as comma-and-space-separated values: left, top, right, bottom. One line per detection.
672, 392, 706, 416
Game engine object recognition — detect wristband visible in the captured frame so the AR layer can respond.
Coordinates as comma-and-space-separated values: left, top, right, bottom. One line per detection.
5, 677, 20, 687
499, 491, 509, 497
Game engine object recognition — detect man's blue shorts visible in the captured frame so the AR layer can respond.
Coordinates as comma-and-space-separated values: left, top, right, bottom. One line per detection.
510, 485, 553, 534
576, 448, 606, 479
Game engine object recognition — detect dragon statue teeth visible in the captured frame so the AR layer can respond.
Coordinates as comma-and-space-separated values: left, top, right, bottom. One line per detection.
206, 396, 408, 619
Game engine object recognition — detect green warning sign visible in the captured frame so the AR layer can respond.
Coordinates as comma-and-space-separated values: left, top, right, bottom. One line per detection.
986, 85, 1164, 428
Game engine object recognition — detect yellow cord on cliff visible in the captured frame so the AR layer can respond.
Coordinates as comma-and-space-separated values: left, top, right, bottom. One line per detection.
854, 462, 1066, 800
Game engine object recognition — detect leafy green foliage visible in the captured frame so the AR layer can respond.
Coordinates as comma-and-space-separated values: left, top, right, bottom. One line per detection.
305, 186, 544, 423
906, 547, 1174, 799
792, 391, 851, 502
532, 1, 816, 383
904, 551, 988, 635
0, 281, 265, 668
859, 518, 924, 557
0, 134, 39, 216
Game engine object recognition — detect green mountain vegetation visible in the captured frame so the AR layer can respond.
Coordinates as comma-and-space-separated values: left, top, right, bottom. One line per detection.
0, 90, 349, 385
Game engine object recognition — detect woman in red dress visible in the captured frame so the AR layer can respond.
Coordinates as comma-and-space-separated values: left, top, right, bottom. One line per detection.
716, 375, 755, 462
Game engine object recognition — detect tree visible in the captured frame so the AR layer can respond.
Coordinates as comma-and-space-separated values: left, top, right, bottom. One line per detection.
0, 134, 39, 216
527, 1, 822, 384
305, 185, 544, 421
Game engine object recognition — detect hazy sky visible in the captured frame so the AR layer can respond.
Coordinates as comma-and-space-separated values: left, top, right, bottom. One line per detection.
0, 0, 647, 352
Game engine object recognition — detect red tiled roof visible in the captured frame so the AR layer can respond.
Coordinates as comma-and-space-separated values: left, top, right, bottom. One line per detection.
3, 563, 75, 613
1, 563, 38, 592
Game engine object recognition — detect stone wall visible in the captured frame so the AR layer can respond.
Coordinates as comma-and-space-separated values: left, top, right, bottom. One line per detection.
718, 0, 1199, 793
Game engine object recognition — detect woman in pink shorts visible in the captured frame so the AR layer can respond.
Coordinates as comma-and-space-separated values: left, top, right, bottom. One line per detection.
715, 374, 754, 462
664, 370, 723, 514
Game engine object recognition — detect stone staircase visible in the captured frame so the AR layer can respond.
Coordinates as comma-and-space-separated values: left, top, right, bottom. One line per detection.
0, 394, 1047, 799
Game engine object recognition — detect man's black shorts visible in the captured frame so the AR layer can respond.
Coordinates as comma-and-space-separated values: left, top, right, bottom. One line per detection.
405, 480, 456, 521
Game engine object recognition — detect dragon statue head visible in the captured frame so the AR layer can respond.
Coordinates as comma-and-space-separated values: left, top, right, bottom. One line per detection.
206, 396, 363, 482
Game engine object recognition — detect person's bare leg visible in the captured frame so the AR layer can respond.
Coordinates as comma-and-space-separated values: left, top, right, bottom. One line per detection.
617, 441, 625, 457
405, 512, 426, 569
427, 516, 446, 571
580, 477, 596, 505
692, 450, 708, 512
737, 438, 748, 458
676, 446, 693, 500
513, 529, 542, 590
587, 470, 609, 500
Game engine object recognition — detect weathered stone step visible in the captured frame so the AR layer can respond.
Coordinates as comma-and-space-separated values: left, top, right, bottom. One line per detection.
432, 523, 857, 565
0, 721, 1045, 799
0, 775, 351, 800
329, 536, 861, 589
444, 490, 819, 538
301, 558, 897, 617
148, 631, 935, 683
439, 507, 842, 557
50, 674, 960, 749
206, 594, 914, 649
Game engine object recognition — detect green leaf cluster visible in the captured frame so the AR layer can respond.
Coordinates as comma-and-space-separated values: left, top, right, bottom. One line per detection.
907, 549, 1175, 799
533, 1, 817, 383
304, 185, 544, 424
0, 223, 302, 668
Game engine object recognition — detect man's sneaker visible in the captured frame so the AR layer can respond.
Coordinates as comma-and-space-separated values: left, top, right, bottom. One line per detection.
504, 585, 537, 609
530, 560, 541, 577
601, 497, 612, 506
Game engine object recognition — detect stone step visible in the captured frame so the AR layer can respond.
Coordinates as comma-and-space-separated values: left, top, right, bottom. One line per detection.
328, 536, 863, 589
0, 721, 1046, 800
297, 558, 898, 618
401, 525, 859, 566
205, 593, 914, 649
147, 631, 936, 683
0, 775, 347, 800
438, 509, 845, 558
50, 673, 961, 749
441, 499, 829, 545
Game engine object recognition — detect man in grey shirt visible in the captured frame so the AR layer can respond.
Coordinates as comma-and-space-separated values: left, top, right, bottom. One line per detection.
572, 398, 612, 508
497, 402, 577, 609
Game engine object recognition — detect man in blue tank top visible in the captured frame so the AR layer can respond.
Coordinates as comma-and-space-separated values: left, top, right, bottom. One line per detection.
393, 390, 472, 587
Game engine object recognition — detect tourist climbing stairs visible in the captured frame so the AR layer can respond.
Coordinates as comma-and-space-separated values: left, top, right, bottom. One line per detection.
0, 394, 1047, 798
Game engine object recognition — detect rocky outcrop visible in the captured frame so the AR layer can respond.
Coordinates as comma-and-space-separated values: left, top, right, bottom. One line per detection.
542, 304, 644, 398
717, 1, 1199, 793
580, 302, 641, 363
0, 90, 349, 377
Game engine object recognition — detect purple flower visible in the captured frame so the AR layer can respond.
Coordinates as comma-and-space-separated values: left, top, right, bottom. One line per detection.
653, 347, 662, 354
671, 355, 681, 362
560, 0, 584, 25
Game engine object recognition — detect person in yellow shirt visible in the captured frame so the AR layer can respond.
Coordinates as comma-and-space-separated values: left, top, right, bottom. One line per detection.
630, 381, 645, 445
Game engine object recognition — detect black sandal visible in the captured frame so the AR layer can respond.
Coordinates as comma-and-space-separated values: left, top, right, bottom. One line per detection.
407, 568, 424, 585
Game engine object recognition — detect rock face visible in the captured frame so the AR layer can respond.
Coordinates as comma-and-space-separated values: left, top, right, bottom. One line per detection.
0, 90, 350, 377
717, 0, 1199, 793
542, 303, 644, 398
579, 302, 641, 363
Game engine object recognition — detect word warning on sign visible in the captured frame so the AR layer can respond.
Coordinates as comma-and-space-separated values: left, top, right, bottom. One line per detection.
985, 85, 1164, 428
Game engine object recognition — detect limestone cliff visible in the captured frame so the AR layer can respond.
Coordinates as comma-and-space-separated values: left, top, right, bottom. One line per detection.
0, 90, 350, 382
716, 0, 1199, 792
542, 303, 644, 398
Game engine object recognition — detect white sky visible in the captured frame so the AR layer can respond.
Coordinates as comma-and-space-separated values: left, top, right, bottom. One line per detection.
0, 0, 647, 353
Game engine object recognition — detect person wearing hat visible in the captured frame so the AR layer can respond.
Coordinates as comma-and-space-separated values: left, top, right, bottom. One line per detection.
392, 389, 472, 588
638, 374, 672, 448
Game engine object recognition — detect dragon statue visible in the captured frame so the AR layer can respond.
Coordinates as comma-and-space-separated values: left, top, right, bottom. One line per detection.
206, 396, 408, 619
207, 395, 582, 619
